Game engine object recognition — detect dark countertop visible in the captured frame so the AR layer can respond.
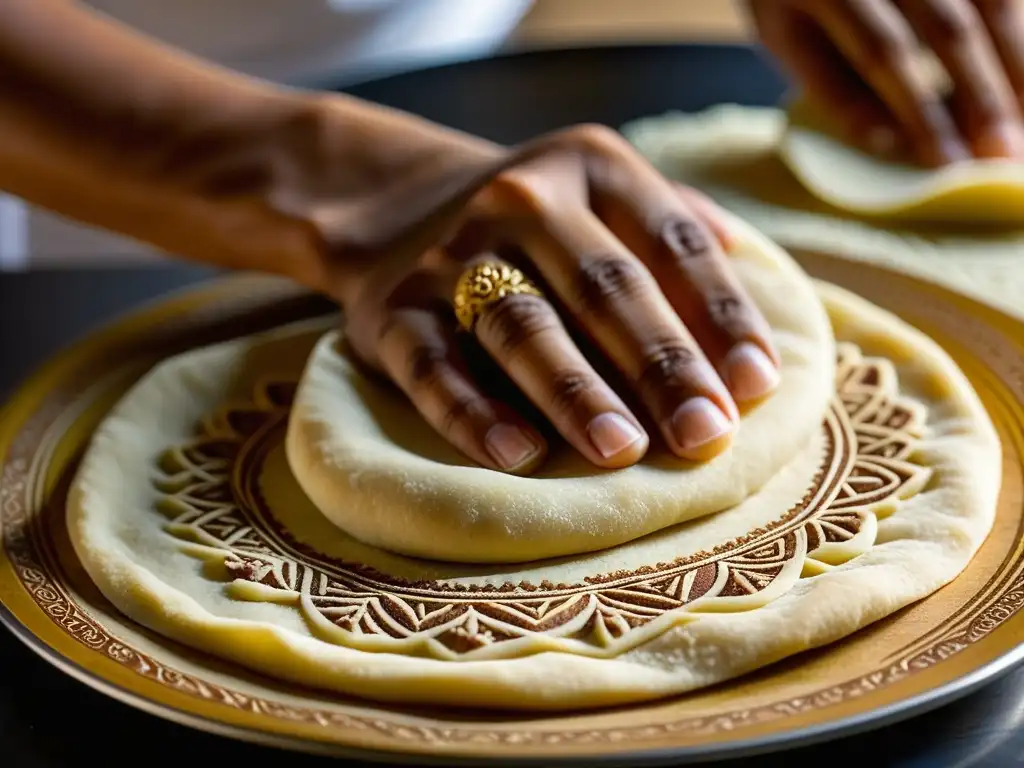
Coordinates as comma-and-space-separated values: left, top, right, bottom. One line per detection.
1, 44, 1021, 767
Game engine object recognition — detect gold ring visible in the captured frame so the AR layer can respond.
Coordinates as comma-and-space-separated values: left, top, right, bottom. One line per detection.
453, 261, 543, 332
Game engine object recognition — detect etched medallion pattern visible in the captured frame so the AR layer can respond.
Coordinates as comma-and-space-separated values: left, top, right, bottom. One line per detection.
153, 343, 931, 656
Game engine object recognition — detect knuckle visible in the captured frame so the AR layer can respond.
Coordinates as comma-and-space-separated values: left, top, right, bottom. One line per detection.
480, 294, 559, 357
407, 344, 453, 387
548, 369, 598, 415
441, 394, 486, 436
706, 289, 755, 335
707, 291, 747, 325
574, 255, 650, 313
489, 170, 545, 213
637, 338, 700, 393
563, 122, 627, 155
661, 216, 715, 262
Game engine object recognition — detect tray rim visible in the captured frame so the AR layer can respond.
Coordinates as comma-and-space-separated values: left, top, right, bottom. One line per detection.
1, 593, 1022, 767
0, 258, 1022, 766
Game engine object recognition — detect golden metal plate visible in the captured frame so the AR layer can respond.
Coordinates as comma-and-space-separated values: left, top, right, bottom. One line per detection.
0, 256, 1022, 764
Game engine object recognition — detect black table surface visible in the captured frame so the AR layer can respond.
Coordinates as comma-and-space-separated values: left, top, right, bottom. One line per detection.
1, 43, 1022, 768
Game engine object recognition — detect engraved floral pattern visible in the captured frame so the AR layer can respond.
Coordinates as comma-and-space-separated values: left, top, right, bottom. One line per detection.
153, 343, 932, 657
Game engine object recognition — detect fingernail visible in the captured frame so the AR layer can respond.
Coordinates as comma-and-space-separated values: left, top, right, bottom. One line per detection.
485, 423, 541, 470
587, 412, 644, 459
669, 397, 733, 452
722, 342, 781, 403
978, 122, 1024, 159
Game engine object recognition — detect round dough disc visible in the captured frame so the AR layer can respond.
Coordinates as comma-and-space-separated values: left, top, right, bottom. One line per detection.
285, 215, 835, 564
66, 281, 1000, 711
780, 101, 1024, 222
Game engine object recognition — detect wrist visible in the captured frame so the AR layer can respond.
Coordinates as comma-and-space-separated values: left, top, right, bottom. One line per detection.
165, 90, 507, 297
122, 86, 334, 283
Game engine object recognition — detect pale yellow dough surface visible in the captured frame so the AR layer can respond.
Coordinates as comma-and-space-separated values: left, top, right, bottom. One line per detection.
780, 102, 1024, 222
67, 281, 999, 711
286, 215, 834, 564
623, 106, 1024, 321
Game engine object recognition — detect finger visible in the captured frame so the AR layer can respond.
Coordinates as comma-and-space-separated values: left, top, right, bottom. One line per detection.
377, 300, 547, 475
754, 3, 909, 158
509, 199, 738, 462
975, 0, 1024, 106
590, 152, 781, 410
897, 0, 1024, 157
812, 0, 970, 165
460, 258, 650, 468
673, 184, 736, 249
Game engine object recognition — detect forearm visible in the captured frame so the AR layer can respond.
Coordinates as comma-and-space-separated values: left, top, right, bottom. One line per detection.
0, 0, 501, 285
0, 0, 281, 263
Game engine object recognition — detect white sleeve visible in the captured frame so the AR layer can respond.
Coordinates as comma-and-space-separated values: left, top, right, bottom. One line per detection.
84, 0, 534, 82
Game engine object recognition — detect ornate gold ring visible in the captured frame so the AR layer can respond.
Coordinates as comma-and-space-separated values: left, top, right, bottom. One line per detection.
453, 261, 543, 332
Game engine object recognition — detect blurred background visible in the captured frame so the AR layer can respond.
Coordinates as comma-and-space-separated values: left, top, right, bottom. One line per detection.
0, 0, 752, 271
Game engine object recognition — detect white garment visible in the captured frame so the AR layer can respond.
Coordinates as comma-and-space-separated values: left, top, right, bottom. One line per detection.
86, 0, 533, 83
0, 0, 532, 269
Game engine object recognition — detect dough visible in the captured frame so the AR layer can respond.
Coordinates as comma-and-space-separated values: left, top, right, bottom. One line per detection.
286, 214, 835, 564
623, 105, 1024, 322
780, 101, 1024, 223
67, 282, 999, 711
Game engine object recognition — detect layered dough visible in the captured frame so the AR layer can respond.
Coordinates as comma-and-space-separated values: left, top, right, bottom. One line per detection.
780, 101, 1024, 222
285, 215, 834, 564
67, 277, 999, 710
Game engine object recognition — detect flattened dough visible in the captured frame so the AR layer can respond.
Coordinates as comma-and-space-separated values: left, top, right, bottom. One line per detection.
781, 101, 1024, 222
285, 215, 834, 564
67, 282, 1000, 711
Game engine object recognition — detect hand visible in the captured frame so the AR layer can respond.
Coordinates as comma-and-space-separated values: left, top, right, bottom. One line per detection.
750, 0, 1024, 166
143, 93, 780, 474
335, 124, 780, 474
0, 0, 780, 475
